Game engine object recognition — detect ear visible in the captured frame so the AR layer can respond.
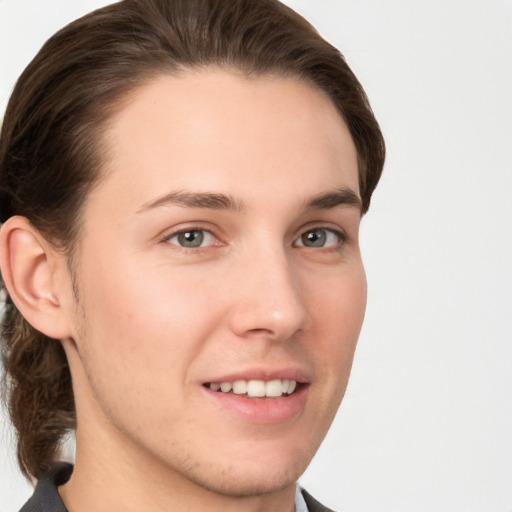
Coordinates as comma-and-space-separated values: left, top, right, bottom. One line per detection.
0, 216, 73, 340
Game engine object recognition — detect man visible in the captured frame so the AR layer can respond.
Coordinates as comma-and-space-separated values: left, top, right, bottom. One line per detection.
0, 1, 384, 511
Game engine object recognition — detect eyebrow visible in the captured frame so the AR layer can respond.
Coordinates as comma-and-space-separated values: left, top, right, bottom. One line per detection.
303, 188, 362, 211
136, 191, 246, 214
136, 187, 361, 214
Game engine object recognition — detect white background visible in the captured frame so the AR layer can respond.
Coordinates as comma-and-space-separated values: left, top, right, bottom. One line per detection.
1, 1, 511, 511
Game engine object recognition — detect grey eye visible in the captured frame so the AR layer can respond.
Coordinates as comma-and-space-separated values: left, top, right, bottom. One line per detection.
167, 230, 215, 248
302, 229, 326, 247
295, 228, 341, 248
177, 230, 204, 247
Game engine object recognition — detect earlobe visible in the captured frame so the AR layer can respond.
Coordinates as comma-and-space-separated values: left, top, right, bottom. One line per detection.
0, 216, 73, 340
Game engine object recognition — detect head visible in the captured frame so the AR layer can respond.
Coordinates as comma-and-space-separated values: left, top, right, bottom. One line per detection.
0, 0, 384, 494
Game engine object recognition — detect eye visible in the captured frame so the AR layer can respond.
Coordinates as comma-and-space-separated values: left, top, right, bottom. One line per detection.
166, 229, 217, 248
294, 228, 343, 248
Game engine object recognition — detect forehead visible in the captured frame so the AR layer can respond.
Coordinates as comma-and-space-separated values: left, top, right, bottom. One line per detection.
93, 69, 359, 214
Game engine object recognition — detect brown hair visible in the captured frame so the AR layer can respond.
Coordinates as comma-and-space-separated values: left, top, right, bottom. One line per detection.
0, 0, 385, 479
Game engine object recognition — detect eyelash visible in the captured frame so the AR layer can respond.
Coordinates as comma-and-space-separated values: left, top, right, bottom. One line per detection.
162, 225, 347, 252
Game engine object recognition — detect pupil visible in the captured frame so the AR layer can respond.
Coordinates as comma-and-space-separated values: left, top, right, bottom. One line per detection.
178, 230, 204, 248
303, 230, 326, 247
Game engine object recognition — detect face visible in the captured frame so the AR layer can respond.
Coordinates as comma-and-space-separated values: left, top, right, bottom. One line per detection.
63, 70, 366, 496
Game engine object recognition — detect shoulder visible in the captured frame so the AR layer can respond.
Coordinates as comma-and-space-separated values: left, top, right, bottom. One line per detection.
18, 463, 72, 512
301, 488, 337, 512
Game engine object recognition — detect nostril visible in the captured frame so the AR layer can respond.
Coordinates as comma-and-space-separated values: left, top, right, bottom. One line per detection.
247, 328, 273, 335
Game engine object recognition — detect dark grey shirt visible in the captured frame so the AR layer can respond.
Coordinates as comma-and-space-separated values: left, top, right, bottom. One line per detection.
19, 463, 334, 512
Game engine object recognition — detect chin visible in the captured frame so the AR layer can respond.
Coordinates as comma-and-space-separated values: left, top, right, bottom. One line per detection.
162, 441, 314, 498
183, 463, 302, 498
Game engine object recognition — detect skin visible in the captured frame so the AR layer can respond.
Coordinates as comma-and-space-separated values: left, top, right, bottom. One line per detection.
2, 70, 366, 512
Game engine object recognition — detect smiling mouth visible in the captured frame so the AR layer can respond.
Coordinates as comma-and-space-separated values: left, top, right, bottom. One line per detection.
204, 379, 298, 398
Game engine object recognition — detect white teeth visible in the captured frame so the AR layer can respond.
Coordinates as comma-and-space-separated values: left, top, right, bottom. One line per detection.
247, 380, 266, 397
265, 379, 283, 397
220, 382, 232, 392
232, 380, 247, 394
209, 379, 298, 398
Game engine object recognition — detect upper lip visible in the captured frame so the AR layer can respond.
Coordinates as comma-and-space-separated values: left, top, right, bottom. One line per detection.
202, 366, 311, 384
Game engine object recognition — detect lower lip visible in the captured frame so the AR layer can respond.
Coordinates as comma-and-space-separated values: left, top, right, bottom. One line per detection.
202, 385, 308, 424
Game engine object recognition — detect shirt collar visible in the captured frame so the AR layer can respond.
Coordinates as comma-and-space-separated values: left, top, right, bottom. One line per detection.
295, 484, 310, 512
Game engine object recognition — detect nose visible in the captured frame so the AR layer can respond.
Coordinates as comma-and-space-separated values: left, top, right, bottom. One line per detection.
228, 247, 311, 341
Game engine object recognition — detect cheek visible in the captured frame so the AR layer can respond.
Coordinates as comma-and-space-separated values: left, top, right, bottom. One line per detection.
73, 257, 200, 388
308, 260, 367, 335
307, 262, 367, 380
71, 262, 223, 431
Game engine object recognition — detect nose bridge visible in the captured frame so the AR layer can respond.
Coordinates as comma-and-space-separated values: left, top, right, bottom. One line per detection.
228, 240, 310, 339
